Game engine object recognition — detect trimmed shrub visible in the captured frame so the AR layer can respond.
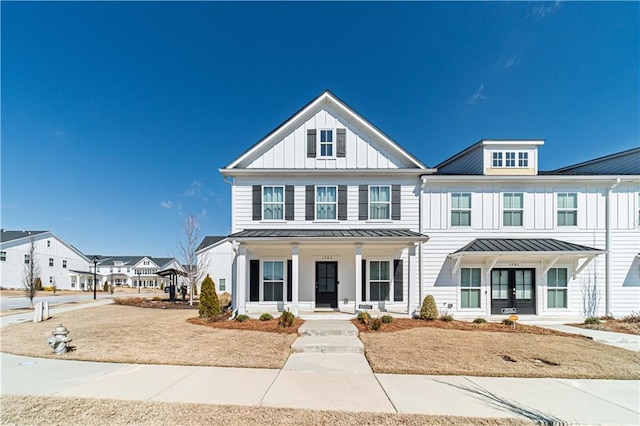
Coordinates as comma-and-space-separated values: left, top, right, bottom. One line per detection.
198, 274, 220, 318
259, 313, 274, 321
34, 278, 43, 291
584, 317, 601, 325
502, 319, 514, 326
420, 295, 438, 320
473, 317, 487, 324
103, 282, 109, 292
278, 310, 295, 328
357, 311, 371, 326
381, 315, 393, 324
235, 314, 249, 322
439, 314, 454, 322
370, 317, 383, 331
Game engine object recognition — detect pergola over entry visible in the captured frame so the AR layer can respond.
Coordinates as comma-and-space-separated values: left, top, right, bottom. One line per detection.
448, 238, 604, 279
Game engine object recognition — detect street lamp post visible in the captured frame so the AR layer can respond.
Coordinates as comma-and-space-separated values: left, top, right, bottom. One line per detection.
137, 270, 141, 294
92, 256, 98, 300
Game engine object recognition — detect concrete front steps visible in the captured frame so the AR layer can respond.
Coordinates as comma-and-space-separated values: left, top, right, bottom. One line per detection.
291, 320, 364, 354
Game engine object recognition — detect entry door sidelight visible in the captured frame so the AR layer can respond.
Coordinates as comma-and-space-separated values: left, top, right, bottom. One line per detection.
491, 268, 536, 314
315, 261, 338, 309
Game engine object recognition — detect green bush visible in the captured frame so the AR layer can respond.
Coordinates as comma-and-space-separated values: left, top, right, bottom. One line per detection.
198, 274, 220, 318
278, 310, 295, 328
259, 313, 274, 321
357, 311, 371, 325
502, 319, 514, 326
370, 317, 383, 331
381, 315, 393, 324
473, 317, 487, 324
420, 295, 438, 320
584, 317, 601, 325
235, 314, 249, 322
439, 314, 454, 322
103, 282, 109, 292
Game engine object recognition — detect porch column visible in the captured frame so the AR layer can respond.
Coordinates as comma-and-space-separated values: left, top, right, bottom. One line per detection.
408, 244, 417, 315
354, 245, 362, 313
236, 245, 247, 315
291, 245, 299, 315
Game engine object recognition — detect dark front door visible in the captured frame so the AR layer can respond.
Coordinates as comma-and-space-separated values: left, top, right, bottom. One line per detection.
315, 261, 338, 309
491, 268, 536, 314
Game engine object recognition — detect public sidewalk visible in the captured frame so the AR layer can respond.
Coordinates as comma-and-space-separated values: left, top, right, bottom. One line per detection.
0, 299, 114, 328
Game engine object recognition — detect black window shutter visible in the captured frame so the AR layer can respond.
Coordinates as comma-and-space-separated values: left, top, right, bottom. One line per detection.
249, 260, 259, 302
287, 260, 292, 302
394, 259, 403, 302
361, 259, 367, 302
252, 185, 262, 220
358, 185, 368, 220
338, 185, 347, 220
285, 185, 294, 220
307, 129, 317, 158
336, 128, 346, 157
392, 184, 401, 220
305, 185, 315, 220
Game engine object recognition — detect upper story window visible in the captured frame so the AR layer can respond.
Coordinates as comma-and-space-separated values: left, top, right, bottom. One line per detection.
63, 260, 67, 268
492, 152, 503, 167
24, 254, 30, 264
114, 261, 123, 266
505, 152, 516, 167
369, 186, 391, 220
219, 278, 226, 292
263, 186, 284, 220
47, 240, 51, 248
143, 260, 150, 266
518, 152, 529, 167
316, 186, 337, 220
557, 193, 577, 226
451, 193, 471, 226
503, 193, 523, 226
0, 251, 6, 261
319, 130, 334, 157
49, 258, 54, 267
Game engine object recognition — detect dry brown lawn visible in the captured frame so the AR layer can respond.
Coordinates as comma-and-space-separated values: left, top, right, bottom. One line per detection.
0, 305, 295, 369
572, 318, 640, 336
0, 395, 531, 426
360, 327, 640, 379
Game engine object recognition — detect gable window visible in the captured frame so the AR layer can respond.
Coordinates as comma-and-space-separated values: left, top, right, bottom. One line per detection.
219, 278, 226, 292
557, 193, 577, 226
0, 251, 6, 261
369, 186, 391, 220
24, 254, 30, 264
503, 193, 523, 226
263, 186, 284, 220
492, 152, 503, 167
319, 130, 334, 157
547, 268, 568, 308
63, 260, 67, 269
316, 186, 337, 220
47, 240, 51, 248
49, 258, 54, 267
263, 261, 284, 302
49, 276, 54, 284
461, 268, 481, 308
505, 152, 516, 167
518, 152, 529, 167
451, 193, 472, 226
369, 261, 390, 301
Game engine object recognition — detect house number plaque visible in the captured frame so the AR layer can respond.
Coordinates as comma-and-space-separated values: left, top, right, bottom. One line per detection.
321, 256, 333, 260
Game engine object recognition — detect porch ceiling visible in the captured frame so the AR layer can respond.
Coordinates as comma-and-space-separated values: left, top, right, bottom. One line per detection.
228, 228, 429, 243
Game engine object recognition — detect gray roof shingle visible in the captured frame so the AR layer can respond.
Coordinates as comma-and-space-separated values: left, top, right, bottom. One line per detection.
0, 230, 48, 243
197, 236, 227, 251
453, 238, 603, 254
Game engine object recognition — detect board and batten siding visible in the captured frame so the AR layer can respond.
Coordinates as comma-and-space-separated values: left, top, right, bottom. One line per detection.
241, 105, 413, 170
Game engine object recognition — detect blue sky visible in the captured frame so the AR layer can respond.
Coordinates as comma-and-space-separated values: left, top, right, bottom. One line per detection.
1, 2, 638, 257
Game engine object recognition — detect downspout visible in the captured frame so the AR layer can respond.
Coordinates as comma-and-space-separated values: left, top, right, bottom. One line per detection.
418, 176, 427, 313
605, 177, 620, 317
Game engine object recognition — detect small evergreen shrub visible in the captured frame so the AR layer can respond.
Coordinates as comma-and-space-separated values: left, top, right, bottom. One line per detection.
439, 314, 454, 322
235, 314, 249, 322
103, 282, 109, 292
34, 278, 43, 291
370, 317, 383, 331
584, 317, 601, 325
420, 295, 438, 320
473, 317, 487, 324
502, 319, 514, 326
381, 315, 393, 324
198, 274, 220, 318
259, 313, 274, 321
357, 311, 371, 325
278, 310, 295, 328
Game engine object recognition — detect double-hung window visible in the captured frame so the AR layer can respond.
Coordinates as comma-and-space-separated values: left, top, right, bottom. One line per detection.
557, 193, 577, 226
503, 193, 523, 226
319, 130, 334, 157
461, 268, 481, 308
547, 268, 568, 308
263, 186, 284, 220
451, 193, 471, 226
505, 152, 516, 167
263, 261, 284, 302
316, 186, 337, 220
62, 260, 67, 268
49, 258, 54, 267
518, 152, 529, 167
369, 261, 390, 301
492, 152, 503, 167
219, 278, 226, 292
369, 186, 391, 220
0, 251, 6, 261
24, 254, 30, 264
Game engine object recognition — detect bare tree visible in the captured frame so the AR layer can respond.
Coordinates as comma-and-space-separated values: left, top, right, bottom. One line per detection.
177, 214, 209, 306
581, 260, 600, 319
22, 237, 41, 308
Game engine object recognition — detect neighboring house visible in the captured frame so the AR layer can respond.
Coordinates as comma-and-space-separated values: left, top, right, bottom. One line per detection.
88, 255, 183, 289
0, 230, 93, 290
217, 90, 639, 318
196, 236, 232, 295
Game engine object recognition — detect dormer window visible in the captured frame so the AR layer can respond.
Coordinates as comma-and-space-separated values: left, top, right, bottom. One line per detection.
492, 151, 530, 168
505, 152, 516, 167
492, 152, 503, 167
319, 130, 334, 157
518, 152, 529, 167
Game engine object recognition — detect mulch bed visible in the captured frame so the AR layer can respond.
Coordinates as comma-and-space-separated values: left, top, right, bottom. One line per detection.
114, 297, 200, 309
352, 318, 586, 338
188, 317, 304, 334
571, 319, 640, 336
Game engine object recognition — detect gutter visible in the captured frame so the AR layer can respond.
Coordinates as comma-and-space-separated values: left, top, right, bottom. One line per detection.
605, 177, 621, 316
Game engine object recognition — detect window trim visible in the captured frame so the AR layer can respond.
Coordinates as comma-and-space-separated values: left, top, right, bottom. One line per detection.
368, 259, 392, 302
503, 192, 524, 227
547, 267, 568, 309
261, 259, 286, 302
262, 185, 285, 221
219, 278, 226, 292
315, 185, 338, 220
369, 185, 391, 221
318, 129, 335, 158
557, 192, 578, 227
451, 193, 472, 227
460, 267, 482, 309
492, 151, 531, 168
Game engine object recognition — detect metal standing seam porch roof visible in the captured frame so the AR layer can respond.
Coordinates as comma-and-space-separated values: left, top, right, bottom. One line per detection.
449, 238, 604, 278
228, 228, 429, 242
